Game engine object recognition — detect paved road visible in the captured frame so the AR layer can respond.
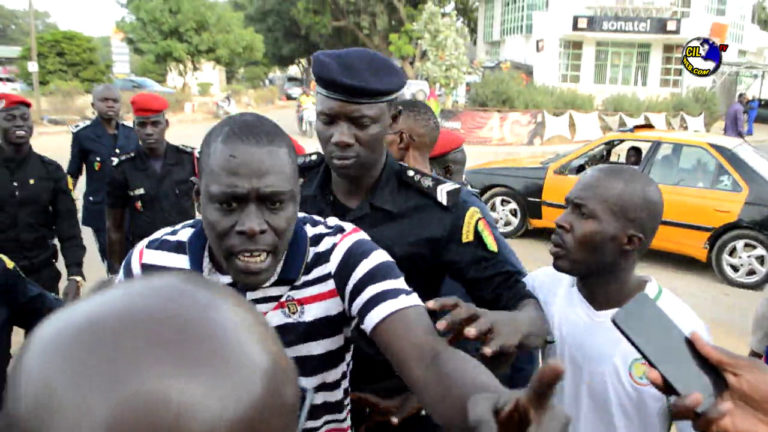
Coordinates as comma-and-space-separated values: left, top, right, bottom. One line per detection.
21, 105, 766, 355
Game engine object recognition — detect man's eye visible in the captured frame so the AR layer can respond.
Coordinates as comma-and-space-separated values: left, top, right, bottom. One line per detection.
266, 200, 283, 210
219, 201, 237, 211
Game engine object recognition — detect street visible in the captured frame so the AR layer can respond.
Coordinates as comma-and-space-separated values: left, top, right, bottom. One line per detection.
19, 103, 766, 356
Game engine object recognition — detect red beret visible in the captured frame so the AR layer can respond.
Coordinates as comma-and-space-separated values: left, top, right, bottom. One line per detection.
290, 136, 306, 155
130, 92, 169, 117
0, 93, 32, 110
430, 129, 465, 158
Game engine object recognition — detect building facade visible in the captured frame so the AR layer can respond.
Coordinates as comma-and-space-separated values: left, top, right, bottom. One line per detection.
477, 0, 768, 102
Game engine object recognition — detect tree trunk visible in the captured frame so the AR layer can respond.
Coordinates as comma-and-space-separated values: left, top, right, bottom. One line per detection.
401, 60, 416, 79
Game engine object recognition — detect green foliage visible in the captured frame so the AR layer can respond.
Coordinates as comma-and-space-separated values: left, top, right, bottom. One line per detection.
225, 84, 247, 97
41, 79, 85, 97
469, 71, 595, 111
130, 53, 168, 83
601, 87, 722, 129
412, 3, 471, 98
757, 0, 768, 32
119, 0, 264, 80
0, 6, 58, 46
93, 36, 112, 67
388, 25, 416, 60
197, 82, 213, 96
241, 64, 271, 87
17, 30, 110, 88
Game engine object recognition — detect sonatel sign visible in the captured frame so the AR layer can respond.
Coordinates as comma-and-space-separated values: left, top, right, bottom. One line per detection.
572, 16, 681, 34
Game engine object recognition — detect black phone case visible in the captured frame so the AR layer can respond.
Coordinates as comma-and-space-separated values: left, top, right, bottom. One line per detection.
612, 292, 726, 413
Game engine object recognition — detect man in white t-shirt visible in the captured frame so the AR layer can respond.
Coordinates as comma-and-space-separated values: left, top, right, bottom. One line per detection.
525, 165, 709, 432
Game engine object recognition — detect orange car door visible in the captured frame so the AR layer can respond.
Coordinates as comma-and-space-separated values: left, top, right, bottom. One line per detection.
645, 142, 747, 261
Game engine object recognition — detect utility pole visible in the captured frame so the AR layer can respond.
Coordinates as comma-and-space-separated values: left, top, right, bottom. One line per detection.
28, 0, 42, 123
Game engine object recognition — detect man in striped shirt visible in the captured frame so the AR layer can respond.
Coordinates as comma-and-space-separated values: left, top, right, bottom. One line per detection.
118, 113, 566, 432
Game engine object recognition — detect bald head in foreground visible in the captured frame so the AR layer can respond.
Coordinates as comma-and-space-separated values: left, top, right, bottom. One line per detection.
1, 273, 300, 432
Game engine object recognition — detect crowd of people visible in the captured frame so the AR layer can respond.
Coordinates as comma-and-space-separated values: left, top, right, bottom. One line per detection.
0, 46, 767, 432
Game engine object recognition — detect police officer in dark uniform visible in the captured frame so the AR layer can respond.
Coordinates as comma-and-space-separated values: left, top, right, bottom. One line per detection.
0, 94, 85, 300
66, 84, 140, 266
298, 48, 547, 431
0, 253, 62, 406
106, 93, 197, 275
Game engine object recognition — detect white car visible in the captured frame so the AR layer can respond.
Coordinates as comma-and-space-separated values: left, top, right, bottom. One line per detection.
0, 75, 22, 94
402, 80, 430, 101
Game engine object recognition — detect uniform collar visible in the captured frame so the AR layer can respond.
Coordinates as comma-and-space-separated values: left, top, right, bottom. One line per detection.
135, 143, 179, 169
304, 154, 400, 214
187, 217, 309, 286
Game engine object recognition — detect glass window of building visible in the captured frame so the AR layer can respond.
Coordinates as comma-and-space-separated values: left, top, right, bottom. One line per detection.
487, 42, 501, 60
660, 44, 683, 89
594, 42, 651, 87
672, 0, 691, 18
484, 0, 495, 42
559, 40, 583, 84
729, 13, 746, 44
707, 0, 727, 16
501, 0, 546, 37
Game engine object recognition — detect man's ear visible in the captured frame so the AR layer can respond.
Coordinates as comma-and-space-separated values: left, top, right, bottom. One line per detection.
623, 230, 645, 253
390, 106, 402, 129
191, 177, 202, 215
165, 118, 170, 129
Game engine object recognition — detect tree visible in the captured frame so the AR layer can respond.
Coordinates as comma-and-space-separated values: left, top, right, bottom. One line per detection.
0, 5, 58, 46
757, 0, 768, 32
230, 0, 320, 69
17, 30, 110, 88
118, 0, 264, 89
412, 3, 470, 107
130, 53, 168, 82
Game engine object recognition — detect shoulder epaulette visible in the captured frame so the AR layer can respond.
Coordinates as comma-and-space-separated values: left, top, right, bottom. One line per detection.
398, 163, 461, 207
297, 152, 324, 169
176, 144, 196, 154
113, 152, 137, 166
69, 120, 90, 134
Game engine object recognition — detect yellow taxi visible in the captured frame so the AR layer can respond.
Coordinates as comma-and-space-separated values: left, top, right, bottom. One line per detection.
465, 127, 768, 289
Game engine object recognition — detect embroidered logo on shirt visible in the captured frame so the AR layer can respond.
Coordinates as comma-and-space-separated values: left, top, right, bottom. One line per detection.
134, 200, 143, 212
462, 207, 482, 243
281, 295, 305, 320
94, 161, 101, 171
476, 218, 498, 253
628, 357, 650, 387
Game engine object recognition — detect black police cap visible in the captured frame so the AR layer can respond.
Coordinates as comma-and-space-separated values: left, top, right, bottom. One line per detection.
311, 47, 406, 104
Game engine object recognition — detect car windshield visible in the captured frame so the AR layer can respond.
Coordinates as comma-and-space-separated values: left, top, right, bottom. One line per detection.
733, 143, 768, 181
539, 142, 593, 165
132, 77, 163, 89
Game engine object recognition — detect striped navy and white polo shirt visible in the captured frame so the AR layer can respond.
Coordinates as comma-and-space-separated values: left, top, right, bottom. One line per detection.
118, 214, 423, 432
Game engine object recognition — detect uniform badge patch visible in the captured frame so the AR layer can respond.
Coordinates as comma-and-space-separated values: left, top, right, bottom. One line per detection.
28, 179, 34, 185
420, 177, 433, 188
94, 161, 101, 171
476, 218, 498, 253
281, 295, 305, 320
0, 254, 15, 270
628, 357, 650, 387
462, 207, 482, 243
135, 200, 143, 212
128, 188, 145, 196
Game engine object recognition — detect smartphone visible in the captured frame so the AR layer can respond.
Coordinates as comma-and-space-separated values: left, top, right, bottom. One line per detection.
612, 292, 726, 413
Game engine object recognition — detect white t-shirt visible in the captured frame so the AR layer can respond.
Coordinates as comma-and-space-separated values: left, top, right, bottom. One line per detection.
525, 267, 710, 432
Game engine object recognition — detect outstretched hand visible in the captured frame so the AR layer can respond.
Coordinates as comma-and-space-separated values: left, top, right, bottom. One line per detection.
467, 361, 569, 432
647, 332, 768, 432
426, 296, 528, 357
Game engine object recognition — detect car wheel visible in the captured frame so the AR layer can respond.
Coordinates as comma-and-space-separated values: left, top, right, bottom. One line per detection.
712, 229, 768, 289
414, 90, 427, 101
482, 187, 528, 238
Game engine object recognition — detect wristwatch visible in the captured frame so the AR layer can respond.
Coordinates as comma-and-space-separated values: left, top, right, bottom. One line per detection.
68, 275, 86, 288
